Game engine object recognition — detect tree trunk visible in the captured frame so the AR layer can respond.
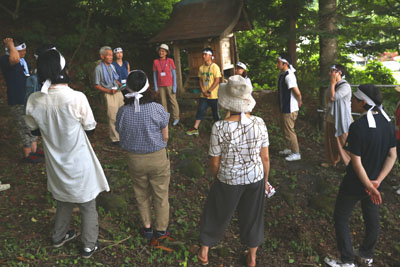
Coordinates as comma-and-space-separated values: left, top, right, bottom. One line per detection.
318, 0, 337, 127
288, 18, 297, 69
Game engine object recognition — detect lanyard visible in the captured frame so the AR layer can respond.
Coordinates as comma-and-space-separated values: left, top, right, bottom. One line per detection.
203, 63, 213, 81
159, 58, 168, 73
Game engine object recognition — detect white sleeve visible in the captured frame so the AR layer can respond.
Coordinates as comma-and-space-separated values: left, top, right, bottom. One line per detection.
208, 123, 221, 156
24, 96, 39, 130
285, 72, 298, 89
72, 92, 97, 131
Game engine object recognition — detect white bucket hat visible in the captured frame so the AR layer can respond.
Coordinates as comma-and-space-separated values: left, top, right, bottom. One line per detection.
157, 44, 169, 53
218, 75, 256, 113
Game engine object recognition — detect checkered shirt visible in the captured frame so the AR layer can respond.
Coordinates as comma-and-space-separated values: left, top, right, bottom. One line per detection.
116, 102, 170, 154
209, 116, 269, 185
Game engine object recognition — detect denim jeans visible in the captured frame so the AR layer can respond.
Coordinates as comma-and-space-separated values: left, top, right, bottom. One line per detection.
195, 98, 220, 121
333, 190, 380, 263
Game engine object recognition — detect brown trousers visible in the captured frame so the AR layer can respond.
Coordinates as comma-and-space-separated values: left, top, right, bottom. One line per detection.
325, 121, 350, 166
127, 149, 170, 231
159, 86, 180, 120
104, 92, 124, 142
280, 111, 300, 153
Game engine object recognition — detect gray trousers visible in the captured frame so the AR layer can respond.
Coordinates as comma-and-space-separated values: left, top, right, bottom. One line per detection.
199, 179, 265, 247
52, 199, 98, 248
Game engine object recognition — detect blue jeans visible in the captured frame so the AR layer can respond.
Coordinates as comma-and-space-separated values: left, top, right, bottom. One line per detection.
195, 98, 220, 121
333, 190, 379, 263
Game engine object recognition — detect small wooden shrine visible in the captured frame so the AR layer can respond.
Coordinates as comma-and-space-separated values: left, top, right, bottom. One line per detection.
149, 0, 252, 93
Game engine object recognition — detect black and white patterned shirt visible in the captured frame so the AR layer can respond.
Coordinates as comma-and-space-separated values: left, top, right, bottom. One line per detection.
209, 116, 269, 185
116, 102, 170, 154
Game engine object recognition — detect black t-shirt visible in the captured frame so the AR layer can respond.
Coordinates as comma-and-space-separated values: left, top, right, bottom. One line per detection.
340, 113, 396, 196
0, 55, 30, 105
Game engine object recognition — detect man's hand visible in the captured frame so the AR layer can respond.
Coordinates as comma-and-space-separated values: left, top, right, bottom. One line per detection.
366, 186, 382, 205
3, 38, 14, 49
298, 99, 303, 108
108, 89, 117, 94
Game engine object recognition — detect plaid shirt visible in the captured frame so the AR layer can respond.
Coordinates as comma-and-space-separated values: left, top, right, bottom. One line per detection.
209, 116, 269, 185
116, 102, 170, 154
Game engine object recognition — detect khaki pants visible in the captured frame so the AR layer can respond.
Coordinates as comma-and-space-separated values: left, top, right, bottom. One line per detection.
104, 92, 124, 142
280, 111, 299, 153
127, 149, 170, 231
325, 121, 350, 166
159, 86, 179, 120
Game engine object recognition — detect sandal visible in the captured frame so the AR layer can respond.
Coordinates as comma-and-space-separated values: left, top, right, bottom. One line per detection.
197, 253, 208, 265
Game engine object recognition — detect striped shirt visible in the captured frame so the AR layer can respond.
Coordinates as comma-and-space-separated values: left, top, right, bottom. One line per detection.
116, 102, 170, 153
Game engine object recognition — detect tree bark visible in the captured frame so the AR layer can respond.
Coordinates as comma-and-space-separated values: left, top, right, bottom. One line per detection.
288, 18, 297, 69
318, 0, 337, 127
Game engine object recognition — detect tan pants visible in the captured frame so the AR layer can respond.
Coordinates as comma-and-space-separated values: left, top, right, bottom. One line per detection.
127, 149, 170, 230
280, 111, 299, 153
159, 86, 179, 120
325, 121, 350, 166
104, 92, 124, 142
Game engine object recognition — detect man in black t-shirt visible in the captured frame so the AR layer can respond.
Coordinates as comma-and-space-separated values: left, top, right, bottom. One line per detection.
0, 38, 42, 163
325, 84, 397, 267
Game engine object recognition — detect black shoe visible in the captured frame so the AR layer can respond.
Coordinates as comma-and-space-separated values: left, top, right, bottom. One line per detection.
23, 152, 43, 164
82, 241, 99, 259
141, 227, 153, 242
112, 141, 120, 146
53, 230, 76, 248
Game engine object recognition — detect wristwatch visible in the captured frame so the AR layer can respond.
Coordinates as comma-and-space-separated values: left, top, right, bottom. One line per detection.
207, 90, 211, 94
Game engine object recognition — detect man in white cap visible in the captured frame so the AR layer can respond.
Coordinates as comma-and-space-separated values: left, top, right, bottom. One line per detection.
276, 53, 302, 161
0, 37, 42, 163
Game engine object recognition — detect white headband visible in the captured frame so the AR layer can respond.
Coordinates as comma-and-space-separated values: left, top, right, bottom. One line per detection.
278, 56, 296, 72
353, 88, 390, 128
113, 47, 123, 53
331, 65, 346, 79
15, 43, 26, 51
124, 72, 150, 112
41, 48, 66, 94
236, 62, 247, 70
203, 50, 213, 56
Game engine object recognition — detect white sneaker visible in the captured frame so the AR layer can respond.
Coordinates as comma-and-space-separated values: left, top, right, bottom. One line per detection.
396, 188, 400, 195
324, 257, 357, 267
172, 119, 179, 126
353, 248, 373, 266
279, 148, 292, 155
285, 153, 301, 161
0, 183, 10, 192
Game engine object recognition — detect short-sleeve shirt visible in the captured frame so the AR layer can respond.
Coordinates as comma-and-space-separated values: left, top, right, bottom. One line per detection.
116, 102, 170, 154
153, 58, 176, 87
94, 63, 118, 89
198, 63, 222, 99
0, 55, 30, 105
340, 113, 396, 196
209, 116, 269, 185
278, 69, 299, 113
395, 101, 400, 140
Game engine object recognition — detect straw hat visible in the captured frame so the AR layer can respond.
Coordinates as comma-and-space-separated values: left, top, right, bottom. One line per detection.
218, 75, 256, 113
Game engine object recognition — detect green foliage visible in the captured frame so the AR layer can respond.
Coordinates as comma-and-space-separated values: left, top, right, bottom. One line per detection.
346, 61, 397, 85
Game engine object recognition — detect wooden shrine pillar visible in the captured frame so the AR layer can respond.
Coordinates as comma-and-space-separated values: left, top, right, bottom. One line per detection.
173, 44, 184, 94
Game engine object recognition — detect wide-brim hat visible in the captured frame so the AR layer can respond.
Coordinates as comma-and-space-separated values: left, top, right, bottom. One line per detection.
218, 75, 256, 113
157, 44, 169, 53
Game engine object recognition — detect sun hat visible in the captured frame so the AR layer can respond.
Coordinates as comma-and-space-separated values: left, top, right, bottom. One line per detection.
157, 44, 169, 53
218, 75, 256, 113
236, 61, 247, 70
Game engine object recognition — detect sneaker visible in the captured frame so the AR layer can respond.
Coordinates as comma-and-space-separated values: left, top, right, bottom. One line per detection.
141, 227, 153, 241
112, 141, 120, 146
186, 128, 199, 136
285, 153, 301, 161
172, 119, 179, 126
0, 183, 10, 192
354, 248, 373, 266
396, 188, 400, 195
324, 257, 357, 267
23, 152, 42, 164
82, 241, 99, 259
53, 230, 76, 248
265, 182, 276, 198
279, 148, 292, 155
154, 230, 171, 240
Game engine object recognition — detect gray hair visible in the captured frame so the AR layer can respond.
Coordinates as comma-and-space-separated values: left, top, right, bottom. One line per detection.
99, 46, 112, 55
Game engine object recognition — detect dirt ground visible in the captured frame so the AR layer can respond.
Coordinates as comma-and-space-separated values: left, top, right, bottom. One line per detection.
0, 81, 400, 266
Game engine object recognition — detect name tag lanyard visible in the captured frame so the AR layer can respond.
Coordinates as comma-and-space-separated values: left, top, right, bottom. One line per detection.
159, 58, 168, 76
203, 63, 213, 86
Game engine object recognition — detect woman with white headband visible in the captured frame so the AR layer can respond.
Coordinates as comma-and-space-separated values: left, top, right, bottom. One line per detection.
112, 47, 130, 84
25, 48, 109, 258
325, 84, 396, 267
116, 70, 171, 242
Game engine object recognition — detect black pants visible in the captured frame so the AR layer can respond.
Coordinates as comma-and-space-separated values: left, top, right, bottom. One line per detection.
334, 191, 380, 263
199, 179, 265, 247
